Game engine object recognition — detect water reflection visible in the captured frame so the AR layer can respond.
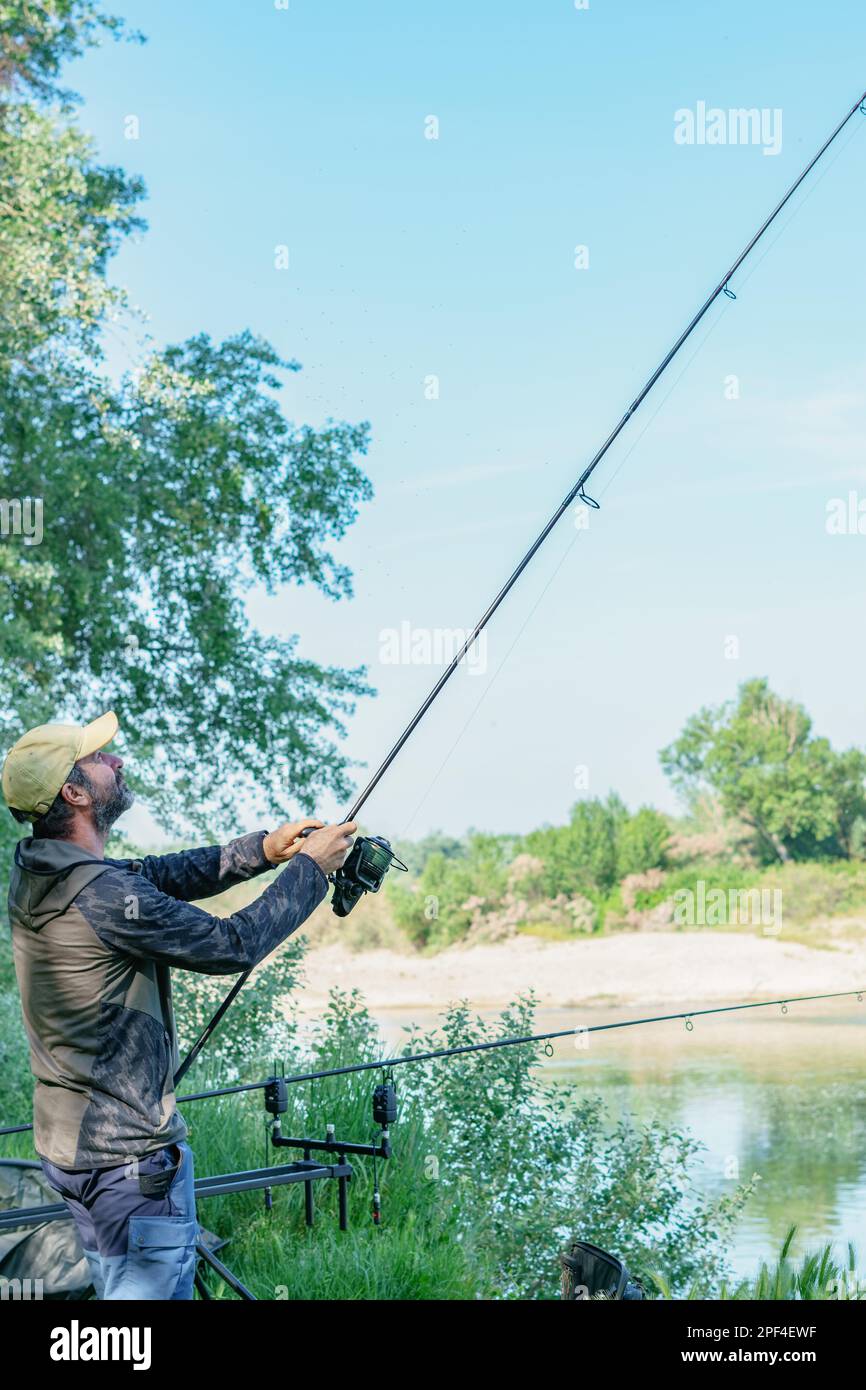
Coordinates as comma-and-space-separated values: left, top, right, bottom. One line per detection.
375, 1003, 866, 1279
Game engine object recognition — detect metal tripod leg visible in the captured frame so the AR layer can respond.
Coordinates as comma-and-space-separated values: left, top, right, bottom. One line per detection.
195, 1240, 257, 1300
303, 1147, 314, 1227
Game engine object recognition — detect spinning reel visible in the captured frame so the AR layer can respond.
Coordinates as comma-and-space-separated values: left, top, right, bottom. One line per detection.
302, 828, 408, 917
331, 834, 408, 916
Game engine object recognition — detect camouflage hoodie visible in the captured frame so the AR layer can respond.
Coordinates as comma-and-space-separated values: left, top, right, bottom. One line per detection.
8, 832, 328, 1169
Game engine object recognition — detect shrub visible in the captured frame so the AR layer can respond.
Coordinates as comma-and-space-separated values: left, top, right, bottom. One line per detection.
617, 807, 671, 876
388, 834, 512, 949
524, 795, 626, 899
192, 989, 755, 1299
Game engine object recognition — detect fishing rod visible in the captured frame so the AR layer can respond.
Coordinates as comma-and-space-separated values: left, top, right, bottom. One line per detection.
168, 988, 865, 1099
8, 990, 863, 1296
176, 89, 866, 1087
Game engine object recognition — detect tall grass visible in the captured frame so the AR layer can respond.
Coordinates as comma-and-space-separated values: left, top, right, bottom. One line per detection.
3, 939, 861, 1300
184, 989, 753, 1299
650, 1227, 865, 1300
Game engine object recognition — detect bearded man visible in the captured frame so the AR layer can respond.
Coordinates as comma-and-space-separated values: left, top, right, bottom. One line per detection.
2, 711, 355, 1301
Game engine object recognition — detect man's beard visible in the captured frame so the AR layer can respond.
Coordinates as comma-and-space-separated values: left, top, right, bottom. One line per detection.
92, 771, 135, 834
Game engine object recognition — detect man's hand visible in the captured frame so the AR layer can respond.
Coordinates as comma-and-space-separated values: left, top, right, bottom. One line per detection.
262, 818, 325, 866
297, 821, 358, 876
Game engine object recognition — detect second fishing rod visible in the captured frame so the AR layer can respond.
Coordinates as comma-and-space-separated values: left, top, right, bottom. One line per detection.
175, 88, 866, 1087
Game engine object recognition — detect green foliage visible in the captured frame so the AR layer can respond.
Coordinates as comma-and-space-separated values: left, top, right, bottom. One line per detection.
0, 922, 30, 1125
0, 106, 144, 362
388, 833, 512, 948
524, 795, 625, 897
661, 679, 866, 864
388, 802, 674, 949
170, 919, 306, 1087
4, 961, 855, 1301
392, 830, 465, 878
102, 987, 476, 1301
0, 0, 376, 837
0, 1, 134, 107
613, 806, 671, 878
759, 859, 866, 924
652, 1227, 865, 1300
0, 983, 31, 1125
203, 1217, 474, 1302
524, 797, 669, 898
395, 994, 752, 1297
0, 3, 144, 363
0, 341, 374, 833
181, 990, 754, 1300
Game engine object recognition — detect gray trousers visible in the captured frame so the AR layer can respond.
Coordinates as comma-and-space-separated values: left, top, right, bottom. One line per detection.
41, 1141, 197, 1300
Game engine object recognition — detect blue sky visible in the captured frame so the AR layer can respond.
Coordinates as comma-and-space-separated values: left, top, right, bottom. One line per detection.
68, 1, 866, 844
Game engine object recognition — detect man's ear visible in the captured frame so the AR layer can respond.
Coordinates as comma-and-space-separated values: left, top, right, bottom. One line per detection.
60, 769, 91, 810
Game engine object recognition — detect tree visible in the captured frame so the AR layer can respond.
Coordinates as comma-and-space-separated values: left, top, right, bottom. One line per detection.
389, 833, 511, 948
525, 794, 627, 897
0, 3, 144, 364
617, 806, 670, 876
0, 1, 375, 845
0, 1, 131, 105
0, 337, 374, 833
393, 830, 466, 877
660, 679, 866, 863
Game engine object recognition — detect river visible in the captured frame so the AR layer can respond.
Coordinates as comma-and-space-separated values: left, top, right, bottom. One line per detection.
374, 999, 866, 1282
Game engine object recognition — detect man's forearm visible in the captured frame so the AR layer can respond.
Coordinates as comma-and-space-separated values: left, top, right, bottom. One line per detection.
132, 831, 274, 902
79, 849, 330, 974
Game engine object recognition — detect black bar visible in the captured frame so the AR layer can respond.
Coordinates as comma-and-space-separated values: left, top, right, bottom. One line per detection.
205, 987, 866, 1090
303, 1147, 313, 1227
173, 977, 243, 1085
0, 1160, 354, 1232
273, 1134, 389, 1159
5, 988, 864, 1140
193, 1160, 352, 1200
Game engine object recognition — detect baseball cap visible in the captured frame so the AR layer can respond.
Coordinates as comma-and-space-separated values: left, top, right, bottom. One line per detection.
1, 712, 119, 816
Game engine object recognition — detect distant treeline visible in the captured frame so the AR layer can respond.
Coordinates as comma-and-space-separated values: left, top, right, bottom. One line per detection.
389, 680, 866, 948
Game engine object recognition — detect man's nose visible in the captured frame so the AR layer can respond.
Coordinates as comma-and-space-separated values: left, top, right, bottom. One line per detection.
106, 752, 124, 771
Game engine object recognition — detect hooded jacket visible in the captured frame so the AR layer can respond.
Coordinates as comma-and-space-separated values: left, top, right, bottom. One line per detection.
8, 832, 328, 1169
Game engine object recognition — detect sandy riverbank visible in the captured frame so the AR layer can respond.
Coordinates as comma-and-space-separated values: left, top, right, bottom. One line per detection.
294, 931, 866, 1014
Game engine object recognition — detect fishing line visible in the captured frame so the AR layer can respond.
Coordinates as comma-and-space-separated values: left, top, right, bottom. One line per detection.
401, 99, 866, 837
256, 987, 866, 1086
718, 105, 866, 301
399, 296, 734, 837
363, 90, 866, 838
